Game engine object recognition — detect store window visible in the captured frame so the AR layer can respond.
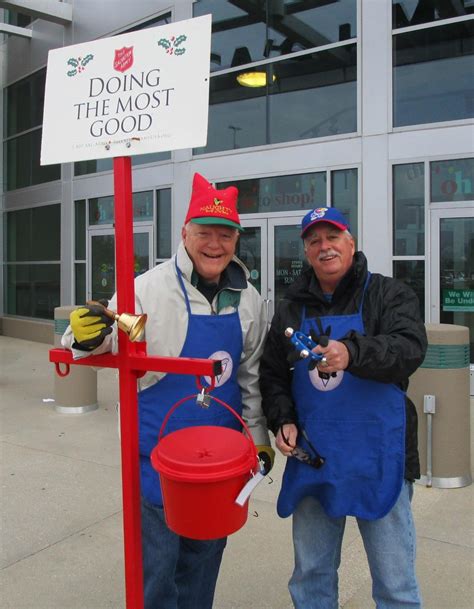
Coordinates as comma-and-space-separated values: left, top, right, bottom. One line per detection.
218, 167, 357, 233
156, 188, 172, 261
195, 0, 357, 71
5, 129, 60, 190
74, 151, 171, 176
88, 191, 154, 226
393, 163, 424, 256
6, 11, 33, 27
74, 188, 171, 302
85, 190, 167, 230
218, 172, 327, 214
331, 168, 358, 238
431, 158, 474, 202
75, 200, 86, 304
392, 163, 425, 317
4, 70, 61, 190
194, 0, 358, 154
393, 1, 474, 28
4, 204, 60, 319
393, 14, 474, 127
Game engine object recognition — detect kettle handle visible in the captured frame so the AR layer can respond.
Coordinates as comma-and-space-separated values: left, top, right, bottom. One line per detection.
157, 393, 259, 470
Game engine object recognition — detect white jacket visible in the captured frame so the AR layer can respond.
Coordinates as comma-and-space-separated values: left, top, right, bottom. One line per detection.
62, 242, 270, 446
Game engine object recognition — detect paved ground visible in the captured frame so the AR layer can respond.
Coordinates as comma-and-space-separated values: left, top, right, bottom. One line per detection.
0, 335, 473, 609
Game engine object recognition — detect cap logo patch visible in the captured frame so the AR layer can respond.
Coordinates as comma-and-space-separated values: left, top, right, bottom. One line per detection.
311, 208, 328, 221
213, 198, 223, 206
199, 203, 232, 217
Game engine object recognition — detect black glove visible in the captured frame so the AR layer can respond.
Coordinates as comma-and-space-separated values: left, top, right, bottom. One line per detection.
70, 299, 114, 351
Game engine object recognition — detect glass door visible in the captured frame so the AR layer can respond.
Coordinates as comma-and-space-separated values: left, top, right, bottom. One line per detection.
430, 208, 474, 360
268, 218, 306, 314
89, 229, 115, 301
237, 219, 267, 298
88, 226, 153, 301
238, 215, 305, 322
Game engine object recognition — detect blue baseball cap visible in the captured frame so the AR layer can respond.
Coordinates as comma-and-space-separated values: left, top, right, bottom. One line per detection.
301, 207, 350, 237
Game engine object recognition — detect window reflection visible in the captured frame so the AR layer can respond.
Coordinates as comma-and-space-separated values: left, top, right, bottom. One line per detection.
393, 21, 474, 127
5, 69, 45, 137
5, 129, 60, 190
431, 158, 474, 203
75, 200, 86, 260
393, 0, 474, 29
6, 204, 60, 262
236, 227, 262, 292
439, 217, 474, 360
393, 163, 425, 256
196, 46, 357, 154
75, 263, 86, 305
5, 264, 60, 320
5, 205, 61, 319
88, 192, 155, 226
74, 151, 170, 176
218, 172, 327, 214
89, 196, 114, 226
156, 189, 172, 260
133, 192, 154, 221
274, 225, 307, 304
331, 169, 358, 238
393, 260, 425, 320
194, 0, 357, 71
6, 10, 33, 27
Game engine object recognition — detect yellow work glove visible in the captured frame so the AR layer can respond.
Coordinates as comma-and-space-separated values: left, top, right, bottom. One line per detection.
256, 445, 275, 475
70, 300, 114, 351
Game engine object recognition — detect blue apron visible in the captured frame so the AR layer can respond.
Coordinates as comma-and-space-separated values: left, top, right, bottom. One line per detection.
277, 275, 406, 521
138, 260, 244, 506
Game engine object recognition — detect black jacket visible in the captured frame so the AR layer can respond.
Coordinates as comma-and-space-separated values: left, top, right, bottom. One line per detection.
259, 252, 428, 480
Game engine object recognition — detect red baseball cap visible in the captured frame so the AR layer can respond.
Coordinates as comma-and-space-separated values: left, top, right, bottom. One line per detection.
185, 173, 243, 231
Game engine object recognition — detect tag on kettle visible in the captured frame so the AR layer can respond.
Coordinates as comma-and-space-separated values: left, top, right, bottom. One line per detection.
235, 471, 265, 506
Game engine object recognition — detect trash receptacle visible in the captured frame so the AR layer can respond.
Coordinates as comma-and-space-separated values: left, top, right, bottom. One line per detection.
53, 306, 98, 414
408, 323, 471, 488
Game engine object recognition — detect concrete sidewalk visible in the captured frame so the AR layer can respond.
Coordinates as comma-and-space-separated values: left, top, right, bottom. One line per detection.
1, 335, 473, 609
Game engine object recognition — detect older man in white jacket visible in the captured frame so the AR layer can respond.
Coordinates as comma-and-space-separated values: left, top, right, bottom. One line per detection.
62, 172, 273, 609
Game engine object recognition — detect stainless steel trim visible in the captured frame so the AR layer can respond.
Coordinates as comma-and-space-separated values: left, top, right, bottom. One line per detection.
417, 475, 472, 489
426, 413, 433, 487
263, 299, 271, 327
54, 403, 98, 414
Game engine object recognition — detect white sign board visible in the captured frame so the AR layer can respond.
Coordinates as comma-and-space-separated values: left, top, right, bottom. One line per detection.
41, 15, 211, 165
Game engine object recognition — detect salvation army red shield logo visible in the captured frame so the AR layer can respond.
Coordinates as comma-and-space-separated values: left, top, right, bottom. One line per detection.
114, 46, 134, 72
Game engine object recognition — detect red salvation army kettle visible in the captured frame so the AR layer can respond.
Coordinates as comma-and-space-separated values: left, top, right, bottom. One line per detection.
151, 394, 261, 540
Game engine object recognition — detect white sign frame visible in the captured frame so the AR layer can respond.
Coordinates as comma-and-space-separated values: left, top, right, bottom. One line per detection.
41, 14, 211, 165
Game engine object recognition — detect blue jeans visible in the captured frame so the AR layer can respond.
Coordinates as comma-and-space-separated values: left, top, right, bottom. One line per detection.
289, 481, 422, 609
141, 498, 227, 609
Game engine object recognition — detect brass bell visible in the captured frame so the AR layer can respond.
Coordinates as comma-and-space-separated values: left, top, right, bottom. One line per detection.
87, 300, 147, 342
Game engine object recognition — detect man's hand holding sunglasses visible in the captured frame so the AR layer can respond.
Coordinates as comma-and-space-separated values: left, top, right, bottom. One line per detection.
276, 423, 325, 469
276, 423, 298, 456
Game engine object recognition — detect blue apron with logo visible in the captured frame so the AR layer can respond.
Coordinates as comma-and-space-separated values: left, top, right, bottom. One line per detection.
277, 275, 405, 520
138, 260, 243, 506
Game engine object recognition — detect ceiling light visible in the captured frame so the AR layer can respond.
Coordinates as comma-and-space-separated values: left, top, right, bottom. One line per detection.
236, 71, 276, 88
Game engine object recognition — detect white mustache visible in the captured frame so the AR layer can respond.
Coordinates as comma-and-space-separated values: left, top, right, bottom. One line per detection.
318, 249, 340, 261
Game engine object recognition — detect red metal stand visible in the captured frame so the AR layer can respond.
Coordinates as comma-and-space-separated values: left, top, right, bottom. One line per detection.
50, 156, 220, 609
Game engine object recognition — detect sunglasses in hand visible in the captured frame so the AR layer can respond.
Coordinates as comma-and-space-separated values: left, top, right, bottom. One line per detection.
281, 426, 325, 469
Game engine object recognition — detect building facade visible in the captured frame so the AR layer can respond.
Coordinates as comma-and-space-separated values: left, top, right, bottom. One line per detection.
1, 0, 473, 364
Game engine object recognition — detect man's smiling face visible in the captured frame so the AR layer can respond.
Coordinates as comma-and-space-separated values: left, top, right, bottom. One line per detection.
304, 223, 355, 293
182, 222, 239, 283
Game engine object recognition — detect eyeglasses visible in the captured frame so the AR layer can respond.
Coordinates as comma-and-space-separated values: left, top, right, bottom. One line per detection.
281, 426, 325, 469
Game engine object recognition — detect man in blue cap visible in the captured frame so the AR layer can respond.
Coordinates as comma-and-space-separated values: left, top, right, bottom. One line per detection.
260, 207, 427, 609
